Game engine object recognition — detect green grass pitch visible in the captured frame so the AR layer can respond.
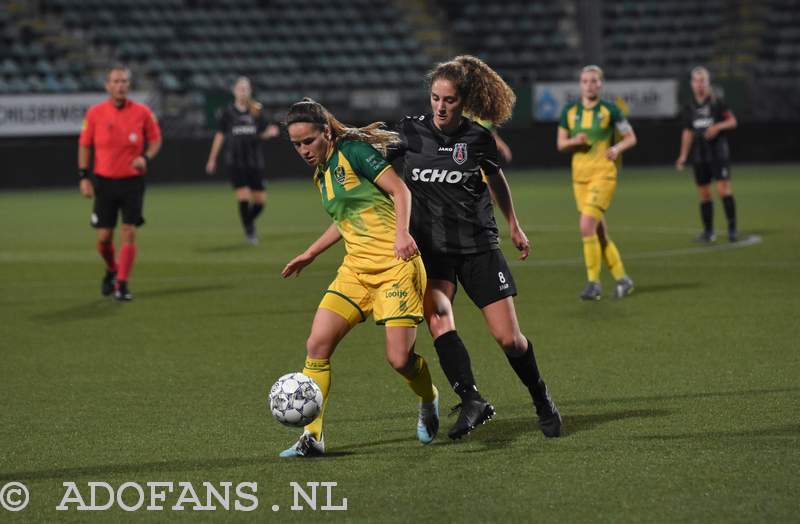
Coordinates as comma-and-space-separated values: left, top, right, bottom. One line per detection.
1, 164, 798, 522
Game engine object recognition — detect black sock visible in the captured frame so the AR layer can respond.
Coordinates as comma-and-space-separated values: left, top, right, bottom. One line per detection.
238, 200, 252, 232
505, 339, 542, 394
433, 331, 480, 401
249, 202, 264, 222
722, 195, 736, 231
700, 200, 713, 233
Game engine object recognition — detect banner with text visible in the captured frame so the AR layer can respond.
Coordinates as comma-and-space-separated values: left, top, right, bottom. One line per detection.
0, 92, 156, 137
533, 79, 678, 121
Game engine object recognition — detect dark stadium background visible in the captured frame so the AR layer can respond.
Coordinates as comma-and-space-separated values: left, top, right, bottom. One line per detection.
0, 0, 797, 188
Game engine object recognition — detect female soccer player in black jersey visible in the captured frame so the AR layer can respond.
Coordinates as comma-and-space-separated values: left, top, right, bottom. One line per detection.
675, 66, 739, 242
389, 55, 562, 439
206, 77, 279, 244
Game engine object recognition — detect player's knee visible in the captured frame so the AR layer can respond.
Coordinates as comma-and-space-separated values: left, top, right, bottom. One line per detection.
385, 351, 412, 372
425, 312, 454, 339
496, 332, 525, 353
306, 335, 334, 358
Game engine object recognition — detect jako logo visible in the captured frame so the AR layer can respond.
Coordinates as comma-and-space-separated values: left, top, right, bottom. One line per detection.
410, 169, 466, 183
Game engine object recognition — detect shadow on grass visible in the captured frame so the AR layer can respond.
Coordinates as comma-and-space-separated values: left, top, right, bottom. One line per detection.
634, 282, 704, 295
634, 423, 800, 442
31, 298, 119, 323
460, 408, 671, 450
30, 284, 235, 323
563, 386, 800, 408
563, 408, 672, 435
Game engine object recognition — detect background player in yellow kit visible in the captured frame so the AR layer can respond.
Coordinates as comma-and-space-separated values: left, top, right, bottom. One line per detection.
557, 65, 637, 301
279, 98, 438, 457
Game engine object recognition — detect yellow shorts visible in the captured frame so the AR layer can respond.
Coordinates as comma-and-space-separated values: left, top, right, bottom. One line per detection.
319, 256, 426, 328
573, 176, 617, 219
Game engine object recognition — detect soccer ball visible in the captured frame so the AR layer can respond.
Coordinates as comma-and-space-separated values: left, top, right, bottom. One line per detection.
268, 372, 323, 427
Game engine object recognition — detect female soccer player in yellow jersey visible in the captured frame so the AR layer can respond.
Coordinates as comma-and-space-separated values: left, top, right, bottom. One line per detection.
278, 98, 439, 457
557, 65, 638, 300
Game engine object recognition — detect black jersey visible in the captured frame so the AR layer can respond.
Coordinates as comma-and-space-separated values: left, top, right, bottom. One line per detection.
390, 114, 501, 255
217, 104, 269, 169
683, 96, 732, 165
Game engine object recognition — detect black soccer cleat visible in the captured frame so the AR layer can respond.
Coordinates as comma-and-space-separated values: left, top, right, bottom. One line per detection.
101, 270, 116, 296
114, 280, 133, 302
579, 281, 602, 301
447, 398, 496, 440
728, 229, 739, 243
531, 379, 562, 438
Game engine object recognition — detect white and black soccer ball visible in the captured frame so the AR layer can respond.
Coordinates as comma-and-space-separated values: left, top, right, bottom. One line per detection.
268, 372, 323, 427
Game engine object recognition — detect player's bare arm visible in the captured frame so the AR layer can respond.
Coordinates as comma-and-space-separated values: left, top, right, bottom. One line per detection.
132, 140, 162, 173
704, 111, 737, 140
557, 127, 588, 152
78, 144, 93, 198
605, 128, 637, 161
261, 124, 280, 140
205, 132, 225, 174
374, 167, 419, 261
676, 129, 694, 170
486, 169, 530, 260
281, 223, 342, 278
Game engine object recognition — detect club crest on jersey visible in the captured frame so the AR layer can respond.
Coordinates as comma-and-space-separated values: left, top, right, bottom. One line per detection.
334, 166, 346, 184
452, 143, 468, 165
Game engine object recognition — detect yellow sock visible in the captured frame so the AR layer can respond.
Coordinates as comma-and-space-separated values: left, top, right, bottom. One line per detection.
302, 357, 331, 440
602, 238, 627, 280
582, 235, 602, 282
398, 354, 436, 403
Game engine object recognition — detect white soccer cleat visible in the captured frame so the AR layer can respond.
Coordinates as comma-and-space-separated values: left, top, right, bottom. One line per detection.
417, 386, 440, 444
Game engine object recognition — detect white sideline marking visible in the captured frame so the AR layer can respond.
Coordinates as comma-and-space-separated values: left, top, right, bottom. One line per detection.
511, 234, 763, 267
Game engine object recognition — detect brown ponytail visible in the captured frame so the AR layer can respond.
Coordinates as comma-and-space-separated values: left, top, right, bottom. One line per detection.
285, 98, 400, 154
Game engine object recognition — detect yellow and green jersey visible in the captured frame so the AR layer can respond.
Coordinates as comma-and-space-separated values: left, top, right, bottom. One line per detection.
314, 140, 397, 273
559, 99, 629, 182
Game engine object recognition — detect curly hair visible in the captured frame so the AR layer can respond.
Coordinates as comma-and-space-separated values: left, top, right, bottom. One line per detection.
427, 55, 516, 125
285, 98, 400, 155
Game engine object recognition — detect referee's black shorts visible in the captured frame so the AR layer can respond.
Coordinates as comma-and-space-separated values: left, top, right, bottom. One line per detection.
693, 162, 731, 186
420, 248, 517, 309
229, 166, 265, 191
91, 175, 145, 228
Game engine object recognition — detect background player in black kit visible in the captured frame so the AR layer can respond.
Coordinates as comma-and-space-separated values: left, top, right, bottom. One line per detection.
389, 55, 562, 439
206, 77, 279, 244
676, 66, 739, 242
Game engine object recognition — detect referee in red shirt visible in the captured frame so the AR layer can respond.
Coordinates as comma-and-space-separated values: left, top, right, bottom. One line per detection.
78, 65, 162, 301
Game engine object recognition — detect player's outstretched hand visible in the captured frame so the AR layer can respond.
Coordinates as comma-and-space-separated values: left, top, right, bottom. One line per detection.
394, 231, 419, 261
675, 156, 686, 171
205, 159, 216, 175
511, 226, 530, 260
282, 252, 316, 278
79, 178, 94, 198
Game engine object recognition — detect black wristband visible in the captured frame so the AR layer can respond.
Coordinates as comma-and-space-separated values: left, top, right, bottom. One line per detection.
140, 155, 150, 167
79, 168, 90, 180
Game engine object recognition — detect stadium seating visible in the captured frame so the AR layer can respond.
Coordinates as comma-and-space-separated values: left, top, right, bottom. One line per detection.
436, 0, 582, 84
1, 0, 798, 129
